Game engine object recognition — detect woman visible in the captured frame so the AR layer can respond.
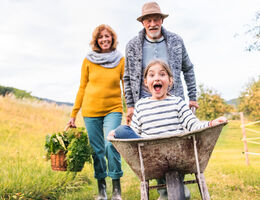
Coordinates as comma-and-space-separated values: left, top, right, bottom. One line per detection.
67, 24, 124, 200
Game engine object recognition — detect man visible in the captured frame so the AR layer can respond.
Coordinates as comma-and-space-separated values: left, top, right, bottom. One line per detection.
124, 1, 199, 125
124, 2, 196, 199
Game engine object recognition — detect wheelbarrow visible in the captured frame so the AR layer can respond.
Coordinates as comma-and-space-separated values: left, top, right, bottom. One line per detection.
108, 122, 227, 200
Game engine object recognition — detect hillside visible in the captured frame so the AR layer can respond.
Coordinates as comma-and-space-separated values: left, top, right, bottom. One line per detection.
0, 84, 73, 107
226, 98, 239, 107
37, 97, 73, 107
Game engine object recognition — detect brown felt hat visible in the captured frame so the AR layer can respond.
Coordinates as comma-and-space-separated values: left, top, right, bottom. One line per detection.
137, 2, 169, 22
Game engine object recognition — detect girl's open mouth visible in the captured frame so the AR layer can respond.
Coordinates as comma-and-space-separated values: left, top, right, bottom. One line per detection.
153, 84, 162, 91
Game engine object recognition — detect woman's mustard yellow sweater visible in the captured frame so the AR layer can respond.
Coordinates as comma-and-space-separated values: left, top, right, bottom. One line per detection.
71, 57, 125, 118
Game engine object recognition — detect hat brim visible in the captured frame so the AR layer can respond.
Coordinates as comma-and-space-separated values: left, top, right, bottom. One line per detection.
137, 13, 169, 22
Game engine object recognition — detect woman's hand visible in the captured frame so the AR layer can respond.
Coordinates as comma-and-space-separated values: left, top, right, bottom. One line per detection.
210, 116, 228, 126
67, 117, 76, 128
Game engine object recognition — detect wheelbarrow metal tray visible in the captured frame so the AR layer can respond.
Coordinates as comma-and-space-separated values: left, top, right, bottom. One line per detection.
108, 122, 227, 181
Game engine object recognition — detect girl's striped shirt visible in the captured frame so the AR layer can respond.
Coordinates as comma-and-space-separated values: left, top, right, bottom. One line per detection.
130, 96, 209, 137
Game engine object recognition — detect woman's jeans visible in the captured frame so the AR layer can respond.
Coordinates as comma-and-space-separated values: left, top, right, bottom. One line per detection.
84, 112, 123, 180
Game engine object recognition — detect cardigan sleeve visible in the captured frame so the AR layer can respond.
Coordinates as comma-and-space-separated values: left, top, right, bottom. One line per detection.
71, 58, 89, 118
120, 57, 125, 95
181, 39, 197, 101
123, 43, 135, 108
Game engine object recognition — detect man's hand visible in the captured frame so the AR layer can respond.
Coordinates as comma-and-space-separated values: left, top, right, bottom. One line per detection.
126, 107, 134, 125
189, 101, 199, 109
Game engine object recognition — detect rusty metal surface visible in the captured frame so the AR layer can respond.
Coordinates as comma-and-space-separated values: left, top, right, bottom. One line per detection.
108, 122, 227, 181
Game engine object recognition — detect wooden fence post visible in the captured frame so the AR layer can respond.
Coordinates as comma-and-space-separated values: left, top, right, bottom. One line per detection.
240, 112, 250, 165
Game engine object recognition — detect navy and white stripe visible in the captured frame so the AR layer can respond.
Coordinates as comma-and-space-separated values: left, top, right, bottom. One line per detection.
131, 96, 209, 137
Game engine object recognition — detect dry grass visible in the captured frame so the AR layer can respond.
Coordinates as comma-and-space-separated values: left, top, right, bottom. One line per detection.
0, 95, 259, 200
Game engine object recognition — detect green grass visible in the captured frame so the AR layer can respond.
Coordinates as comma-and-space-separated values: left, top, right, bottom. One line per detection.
0, 95, 259, 199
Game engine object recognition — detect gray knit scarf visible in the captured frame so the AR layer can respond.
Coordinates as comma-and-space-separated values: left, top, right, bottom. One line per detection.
86, 50, 123, 68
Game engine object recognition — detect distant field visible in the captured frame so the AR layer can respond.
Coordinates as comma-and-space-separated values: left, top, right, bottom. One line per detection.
0, 95, 259, 200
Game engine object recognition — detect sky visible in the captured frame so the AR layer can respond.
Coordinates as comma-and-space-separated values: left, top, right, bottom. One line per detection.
0, 0, 259, 103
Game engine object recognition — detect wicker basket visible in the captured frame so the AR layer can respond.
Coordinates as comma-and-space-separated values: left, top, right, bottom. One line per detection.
51, 151, 67, 171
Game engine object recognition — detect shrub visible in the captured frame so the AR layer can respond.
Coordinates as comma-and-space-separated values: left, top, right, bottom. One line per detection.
196, 84, 234, 120
238, 77, 260, 120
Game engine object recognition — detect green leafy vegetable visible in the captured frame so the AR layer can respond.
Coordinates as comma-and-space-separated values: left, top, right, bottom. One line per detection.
44, 127, 92, 172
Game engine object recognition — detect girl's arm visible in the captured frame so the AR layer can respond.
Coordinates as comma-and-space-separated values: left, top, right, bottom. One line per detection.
178, 99, 227, 131
178, 98, 208, 131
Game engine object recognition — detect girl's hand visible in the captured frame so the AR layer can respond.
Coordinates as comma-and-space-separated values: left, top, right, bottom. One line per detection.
210, 116, 228, 126
67, 117, 76, 128
108, 130, 116, 137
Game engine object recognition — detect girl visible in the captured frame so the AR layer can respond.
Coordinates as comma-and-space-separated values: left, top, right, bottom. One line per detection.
110, 59, 227, 139
109, 59, 227, 200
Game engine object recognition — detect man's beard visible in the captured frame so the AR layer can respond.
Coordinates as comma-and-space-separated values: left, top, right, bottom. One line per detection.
148, 26, 161, 39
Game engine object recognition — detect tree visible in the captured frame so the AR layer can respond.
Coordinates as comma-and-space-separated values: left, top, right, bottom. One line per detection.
245, 11, 260, 51
0, 85, 33, 99
238, 77, 260, 120
196, 84, 234, 120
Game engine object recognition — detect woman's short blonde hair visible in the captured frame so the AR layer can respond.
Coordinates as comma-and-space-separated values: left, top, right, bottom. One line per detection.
90, 24, 118, 52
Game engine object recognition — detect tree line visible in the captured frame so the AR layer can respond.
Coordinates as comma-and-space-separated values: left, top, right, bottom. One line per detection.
0, 85, 34, 99
196, 76, 260, 121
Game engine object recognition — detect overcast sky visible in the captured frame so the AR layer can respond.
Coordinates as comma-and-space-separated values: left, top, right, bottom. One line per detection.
0, 0, 259, 103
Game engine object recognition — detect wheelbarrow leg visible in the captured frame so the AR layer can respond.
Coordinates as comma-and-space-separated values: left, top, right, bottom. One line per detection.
138, 143, 149, 200
192, 135, 211, 200
140, 180, 149, 200
165, 171, 185, 200
195, 173, 210, 200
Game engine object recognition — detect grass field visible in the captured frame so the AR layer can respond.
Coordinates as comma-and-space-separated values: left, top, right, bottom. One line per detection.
0, 95, 259, 200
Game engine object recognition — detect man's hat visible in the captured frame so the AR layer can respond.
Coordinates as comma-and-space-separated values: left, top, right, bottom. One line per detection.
137, 2, 169, 22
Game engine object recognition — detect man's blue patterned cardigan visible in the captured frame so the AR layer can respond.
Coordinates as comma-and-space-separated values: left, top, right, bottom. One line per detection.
124, 26, 197, 107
